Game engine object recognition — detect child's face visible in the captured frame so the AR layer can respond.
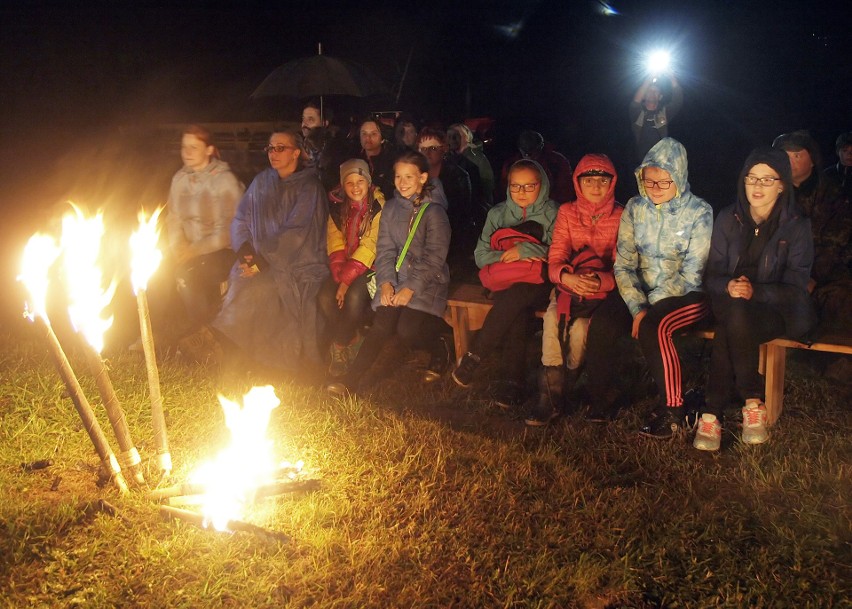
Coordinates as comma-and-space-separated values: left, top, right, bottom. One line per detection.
394, 162, 427, 198
578, 175, 611, 205
508, 167, 542, 208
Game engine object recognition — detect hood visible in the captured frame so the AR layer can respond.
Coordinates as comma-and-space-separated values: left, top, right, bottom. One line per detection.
735, 146, 797, 219
179, 156, 232, 177
504, 158, 552, 212
573, 153, 617, 214
634, 137, 690, 203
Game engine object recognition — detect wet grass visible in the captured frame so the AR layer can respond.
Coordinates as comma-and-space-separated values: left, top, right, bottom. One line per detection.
0, 321, 849, 608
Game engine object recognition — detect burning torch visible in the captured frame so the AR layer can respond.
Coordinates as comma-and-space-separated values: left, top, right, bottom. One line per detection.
130, 207, 171, 479
18, 233, 129, 493
61, 206, 145, 486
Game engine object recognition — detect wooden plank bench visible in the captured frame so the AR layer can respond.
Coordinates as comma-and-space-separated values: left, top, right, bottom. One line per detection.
443, 282, 852, 427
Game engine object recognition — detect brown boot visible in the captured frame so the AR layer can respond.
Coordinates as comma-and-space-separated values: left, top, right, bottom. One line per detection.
524, 366, 565, 426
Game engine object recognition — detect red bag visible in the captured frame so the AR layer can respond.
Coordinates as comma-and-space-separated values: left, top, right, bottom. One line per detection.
478, 226, 547, 292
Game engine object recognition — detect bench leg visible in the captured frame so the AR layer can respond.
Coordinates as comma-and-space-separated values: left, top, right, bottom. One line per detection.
450, 308, 471, 364
764, 343, 786, 426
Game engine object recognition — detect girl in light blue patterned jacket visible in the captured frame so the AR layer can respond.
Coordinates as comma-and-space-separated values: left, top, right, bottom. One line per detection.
583, 138, 713, 436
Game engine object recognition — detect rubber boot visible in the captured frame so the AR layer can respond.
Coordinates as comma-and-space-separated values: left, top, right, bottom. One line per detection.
563, 367, 581, 414
524, 366, 565, 426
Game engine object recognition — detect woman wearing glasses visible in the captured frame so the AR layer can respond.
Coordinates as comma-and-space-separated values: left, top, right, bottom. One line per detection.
694, 148, 816, 451
211, 126, 329, 375
452, 159, 558, 409
583, 138, 713, 436
524, 154, 623, 426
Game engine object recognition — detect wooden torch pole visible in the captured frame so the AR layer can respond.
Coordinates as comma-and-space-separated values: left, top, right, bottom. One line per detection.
37, 317, 129, 494
136, 287, 171, 476
83, 345, 146, 486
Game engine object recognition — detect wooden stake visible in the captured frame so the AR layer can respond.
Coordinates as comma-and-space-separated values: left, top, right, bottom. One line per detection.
36, 317, 129, 494
83, 344, 145, 485
136, 288, 171, 475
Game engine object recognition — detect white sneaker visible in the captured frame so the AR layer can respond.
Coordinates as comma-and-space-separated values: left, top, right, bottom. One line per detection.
693, 413, 722, 451
741, 402, 769, 445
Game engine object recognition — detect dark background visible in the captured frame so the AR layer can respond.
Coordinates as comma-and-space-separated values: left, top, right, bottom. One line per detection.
1, 0, 848, 327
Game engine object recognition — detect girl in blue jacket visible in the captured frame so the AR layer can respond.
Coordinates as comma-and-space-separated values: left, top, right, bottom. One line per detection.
694, 147, 816, 451
584, 138, 713, 435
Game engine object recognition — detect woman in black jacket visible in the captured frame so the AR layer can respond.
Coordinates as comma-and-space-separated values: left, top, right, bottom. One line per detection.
696, 147, 817, 451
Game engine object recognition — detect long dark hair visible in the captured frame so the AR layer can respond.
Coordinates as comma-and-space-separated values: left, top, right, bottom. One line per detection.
394, 150, 434, 206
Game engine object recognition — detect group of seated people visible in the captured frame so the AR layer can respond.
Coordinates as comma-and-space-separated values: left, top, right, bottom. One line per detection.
161, 115, 850, 453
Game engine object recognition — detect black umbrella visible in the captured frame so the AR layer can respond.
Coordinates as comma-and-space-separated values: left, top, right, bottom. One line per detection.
250, 44, 387, 100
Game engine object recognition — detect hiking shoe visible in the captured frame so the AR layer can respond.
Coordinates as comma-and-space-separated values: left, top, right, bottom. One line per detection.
345, 333, 365, 364
328, 343, 349, 377
741, 402, 769, 445
493, 382, 524, 411
586, 401, 614, 423
524, 402, 559, 426
451, 352, 480, 388
424, 336, 452, 382
326, 380, 353, 397
639, 407, 684, 439
693, 413, 722, 451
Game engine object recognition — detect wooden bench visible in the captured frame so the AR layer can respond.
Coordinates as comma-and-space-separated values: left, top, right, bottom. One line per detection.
443, 283, 852, 427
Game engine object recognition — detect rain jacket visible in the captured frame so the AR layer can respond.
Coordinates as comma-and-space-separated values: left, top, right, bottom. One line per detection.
373, 184, 451, 318
213, 167, 329, 368
705, 149, 817, 340
166, 158, 243, 261
327, 185, 385, 286
615, 138, 713, 317
548, 154, 623, 298
475, 160, 558, 269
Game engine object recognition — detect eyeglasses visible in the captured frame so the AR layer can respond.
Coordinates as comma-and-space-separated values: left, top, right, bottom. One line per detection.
744, 175, 781, 187
509, 182, 540, 193
642, 179, 674, 190
264, 144, 297, 154
418, 145, 444, 153
580, 177, 611, 187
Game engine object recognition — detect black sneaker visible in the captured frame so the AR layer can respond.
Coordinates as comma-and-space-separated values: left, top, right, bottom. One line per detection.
493, 382, 524, 411
524, 402, 559, 427
326, 380, 354, 397
639, 407, 685, 439
424, 336, 452, 382
585, 401, 613, 423
451, 352, 480, 388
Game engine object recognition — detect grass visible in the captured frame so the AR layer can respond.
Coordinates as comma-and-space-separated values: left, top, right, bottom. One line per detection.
0, 319, 849, 609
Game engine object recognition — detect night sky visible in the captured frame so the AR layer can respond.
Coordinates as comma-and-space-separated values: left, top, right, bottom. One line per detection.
0, 0, 848, 320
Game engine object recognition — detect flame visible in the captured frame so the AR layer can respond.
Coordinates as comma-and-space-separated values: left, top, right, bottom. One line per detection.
18, 233, 62, 322
189, 385, 281, 531
61, 205, 115, 354
129, 207, 163, 294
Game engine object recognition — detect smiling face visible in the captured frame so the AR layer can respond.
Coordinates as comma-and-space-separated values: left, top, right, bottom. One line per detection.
394, 161, 428, 198
643, 85, 662, 111
508, 166, 542, 208
343, 173, 369, 201
744, 163, 783, 216
267, 132, 301, 177
642, 166, 677, 205
181, 133, 214, 172
360, 121, 383, 156
578, 175, 611, 205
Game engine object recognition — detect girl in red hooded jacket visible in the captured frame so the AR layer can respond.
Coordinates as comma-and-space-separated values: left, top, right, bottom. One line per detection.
525, 154, 623, 426
318, 159, 384, 377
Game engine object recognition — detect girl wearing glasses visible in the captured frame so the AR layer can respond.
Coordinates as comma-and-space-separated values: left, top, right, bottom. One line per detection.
452, 159, 558, 410
583, 137, 713, 436
694, 148, 816, 451
524, 154, 623, 426
326, 151, 452, 395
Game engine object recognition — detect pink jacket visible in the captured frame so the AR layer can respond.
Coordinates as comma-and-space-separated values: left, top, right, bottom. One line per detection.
547, 154, 623, 297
